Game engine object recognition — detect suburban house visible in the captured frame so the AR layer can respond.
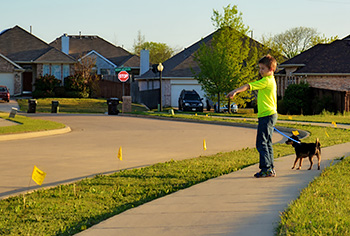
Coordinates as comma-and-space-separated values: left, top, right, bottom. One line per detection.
276, 35, 350, 112
50, 34, 141, 98
0, 25, 76, 95
50, 34, 140, 78
0, 53, 24, 95
136, 30, 274, 109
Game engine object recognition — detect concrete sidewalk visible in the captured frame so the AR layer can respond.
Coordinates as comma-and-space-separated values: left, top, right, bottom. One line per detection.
76, 142, 350, 236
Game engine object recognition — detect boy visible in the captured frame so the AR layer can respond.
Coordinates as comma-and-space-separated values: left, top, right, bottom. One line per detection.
227, 54, 277, 178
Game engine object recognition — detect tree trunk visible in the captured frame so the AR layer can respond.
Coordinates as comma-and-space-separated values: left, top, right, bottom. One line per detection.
217, 93, 221, 113
228, 98, 231, 113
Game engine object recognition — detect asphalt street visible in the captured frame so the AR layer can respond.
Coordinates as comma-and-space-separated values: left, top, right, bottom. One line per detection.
0, 114, 283, 199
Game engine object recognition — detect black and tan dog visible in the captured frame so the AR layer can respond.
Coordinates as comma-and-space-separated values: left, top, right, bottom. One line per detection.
285, 135, 321, 170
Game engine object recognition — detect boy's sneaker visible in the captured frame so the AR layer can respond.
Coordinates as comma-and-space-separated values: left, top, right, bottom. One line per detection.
254, 168, 276, 178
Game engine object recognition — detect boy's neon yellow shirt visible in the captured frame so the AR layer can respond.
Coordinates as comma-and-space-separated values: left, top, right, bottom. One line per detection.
248, 75, 277, 118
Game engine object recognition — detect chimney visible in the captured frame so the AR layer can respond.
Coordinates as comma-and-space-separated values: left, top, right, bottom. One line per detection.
61, 33, 69, 55
140, 49, 150, 75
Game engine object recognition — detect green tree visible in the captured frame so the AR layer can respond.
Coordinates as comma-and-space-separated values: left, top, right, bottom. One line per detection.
261, 27, 338, 59
194, 4, 258, 112
132, 31, 175, 64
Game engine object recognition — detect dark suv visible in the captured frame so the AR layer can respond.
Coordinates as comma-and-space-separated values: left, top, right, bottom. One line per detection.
178, 89, 203, 112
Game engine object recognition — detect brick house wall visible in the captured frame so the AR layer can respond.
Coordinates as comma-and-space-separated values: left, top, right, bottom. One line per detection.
276, 74, 350, 112
306, 75, 350, 91
0, 56, 13, 72
276, 75, 350, 97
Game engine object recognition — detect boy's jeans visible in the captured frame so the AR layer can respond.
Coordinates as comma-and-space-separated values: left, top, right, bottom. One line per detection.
256, 113, 277, 172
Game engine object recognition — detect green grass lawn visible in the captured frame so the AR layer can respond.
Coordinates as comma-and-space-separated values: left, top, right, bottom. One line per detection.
17, 98, 148, 113
0, 113, 65, 134
1, 111, 350, 235
277, 156, 350, 235
1, 108, 350, 235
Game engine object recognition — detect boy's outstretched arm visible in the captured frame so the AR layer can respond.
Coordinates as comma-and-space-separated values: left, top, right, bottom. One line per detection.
226, 84, 250, 99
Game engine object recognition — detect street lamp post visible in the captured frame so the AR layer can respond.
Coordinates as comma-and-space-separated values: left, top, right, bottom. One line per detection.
157, 63, 164, 111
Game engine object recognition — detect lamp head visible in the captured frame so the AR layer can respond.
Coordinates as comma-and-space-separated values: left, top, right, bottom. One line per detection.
157, 63, 164, 72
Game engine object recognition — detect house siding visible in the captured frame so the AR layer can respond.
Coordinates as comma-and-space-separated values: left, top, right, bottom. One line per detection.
306, 75, 350, 91
0, 56, 13, 73
276, 75, 350, 97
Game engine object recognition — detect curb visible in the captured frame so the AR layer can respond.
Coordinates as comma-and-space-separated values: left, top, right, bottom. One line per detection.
120, 113, 310, 139
0, 126, 71, 142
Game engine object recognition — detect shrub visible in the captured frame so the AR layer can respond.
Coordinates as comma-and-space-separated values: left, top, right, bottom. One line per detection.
277, 99, 288, 115
282, 83, 313, 115
312, 95, 336, 114
53, 86, 66, 98
33, 75, 61, 98
64, 75, 87, 92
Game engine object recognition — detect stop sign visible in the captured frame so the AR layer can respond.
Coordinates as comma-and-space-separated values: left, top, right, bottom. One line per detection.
118, 71, 129, 82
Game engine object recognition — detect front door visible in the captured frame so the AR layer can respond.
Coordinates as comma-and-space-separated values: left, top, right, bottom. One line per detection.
22, 72, 32, 92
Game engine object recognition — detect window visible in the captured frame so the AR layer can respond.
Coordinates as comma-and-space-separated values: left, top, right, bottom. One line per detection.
42, 64, 71, 80
63, 65, 70, 79
100, 69, 111, 75
52, 65, 61, 79
43, 64, 50, 75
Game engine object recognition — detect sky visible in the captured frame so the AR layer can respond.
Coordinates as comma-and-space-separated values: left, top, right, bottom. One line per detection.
1, 0, 350, 53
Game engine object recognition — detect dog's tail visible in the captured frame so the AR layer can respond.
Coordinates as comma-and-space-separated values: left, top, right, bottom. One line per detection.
316, 138, 321, 152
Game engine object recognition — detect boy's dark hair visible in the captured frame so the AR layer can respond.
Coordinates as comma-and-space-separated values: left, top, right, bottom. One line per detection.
259, 54, 277, 72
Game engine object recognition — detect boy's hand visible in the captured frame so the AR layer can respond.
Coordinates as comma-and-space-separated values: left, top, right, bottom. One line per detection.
226, 84, 250, 99
226, 90, 237, 99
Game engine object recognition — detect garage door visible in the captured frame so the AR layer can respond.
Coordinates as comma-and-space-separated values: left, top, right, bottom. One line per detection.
170, 80, 206, 107
0, 73, 14, 95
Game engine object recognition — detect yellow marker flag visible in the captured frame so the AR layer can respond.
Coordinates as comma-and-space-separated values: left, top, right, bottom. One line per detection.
288, 116, 293, 120
325, 131, 330, 137
292, 130, 299, 136
206, 114, 208, 117
118, 146, 123, 161
32, 165, 46, 186
243, 119, 246, 122
331, 121, 337, 127
203, 139, 207, 151
195, 113, 197, 116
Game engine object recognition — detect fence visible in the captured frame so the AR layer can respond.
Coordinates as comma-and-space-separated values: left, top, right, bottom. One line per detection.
99, 75, 130, 99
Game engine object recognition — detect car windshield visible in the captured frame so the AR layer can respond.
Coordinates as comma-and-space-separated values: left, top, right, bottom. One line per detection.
184, 94, 200, 100
0, 87, 7, 92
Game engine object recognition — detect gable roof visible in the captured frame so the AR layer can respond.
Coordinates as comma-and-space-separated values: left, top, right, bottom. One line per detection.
0, 53, 24, 71
80, 50, 117, 68
139, 29, 273, 79
139, 31, 215, 79
50, 35, 139, 68
0, 25, 76, 64
279, 36, 350, 74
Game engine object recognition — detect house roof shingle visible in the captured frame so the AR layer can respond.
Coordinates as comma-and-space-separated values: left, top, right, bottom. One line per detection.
50, 35, 139, 68
279, 36, 350, 74
139, 29, 279, 79
140, 32, 214, 79
0, 25, 75, 64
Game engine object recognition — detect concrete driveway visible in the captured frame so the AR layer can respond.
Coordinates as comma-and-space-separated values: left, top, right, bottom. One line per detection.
0, 114, 283, 199
0, 99, 20, 113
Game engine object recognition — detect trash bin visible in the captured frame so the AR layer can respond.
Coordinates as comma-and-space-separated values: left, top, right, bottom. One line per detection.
107, 98, 120, 115
51, 101, 59, 113
27, 99, 37, 113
